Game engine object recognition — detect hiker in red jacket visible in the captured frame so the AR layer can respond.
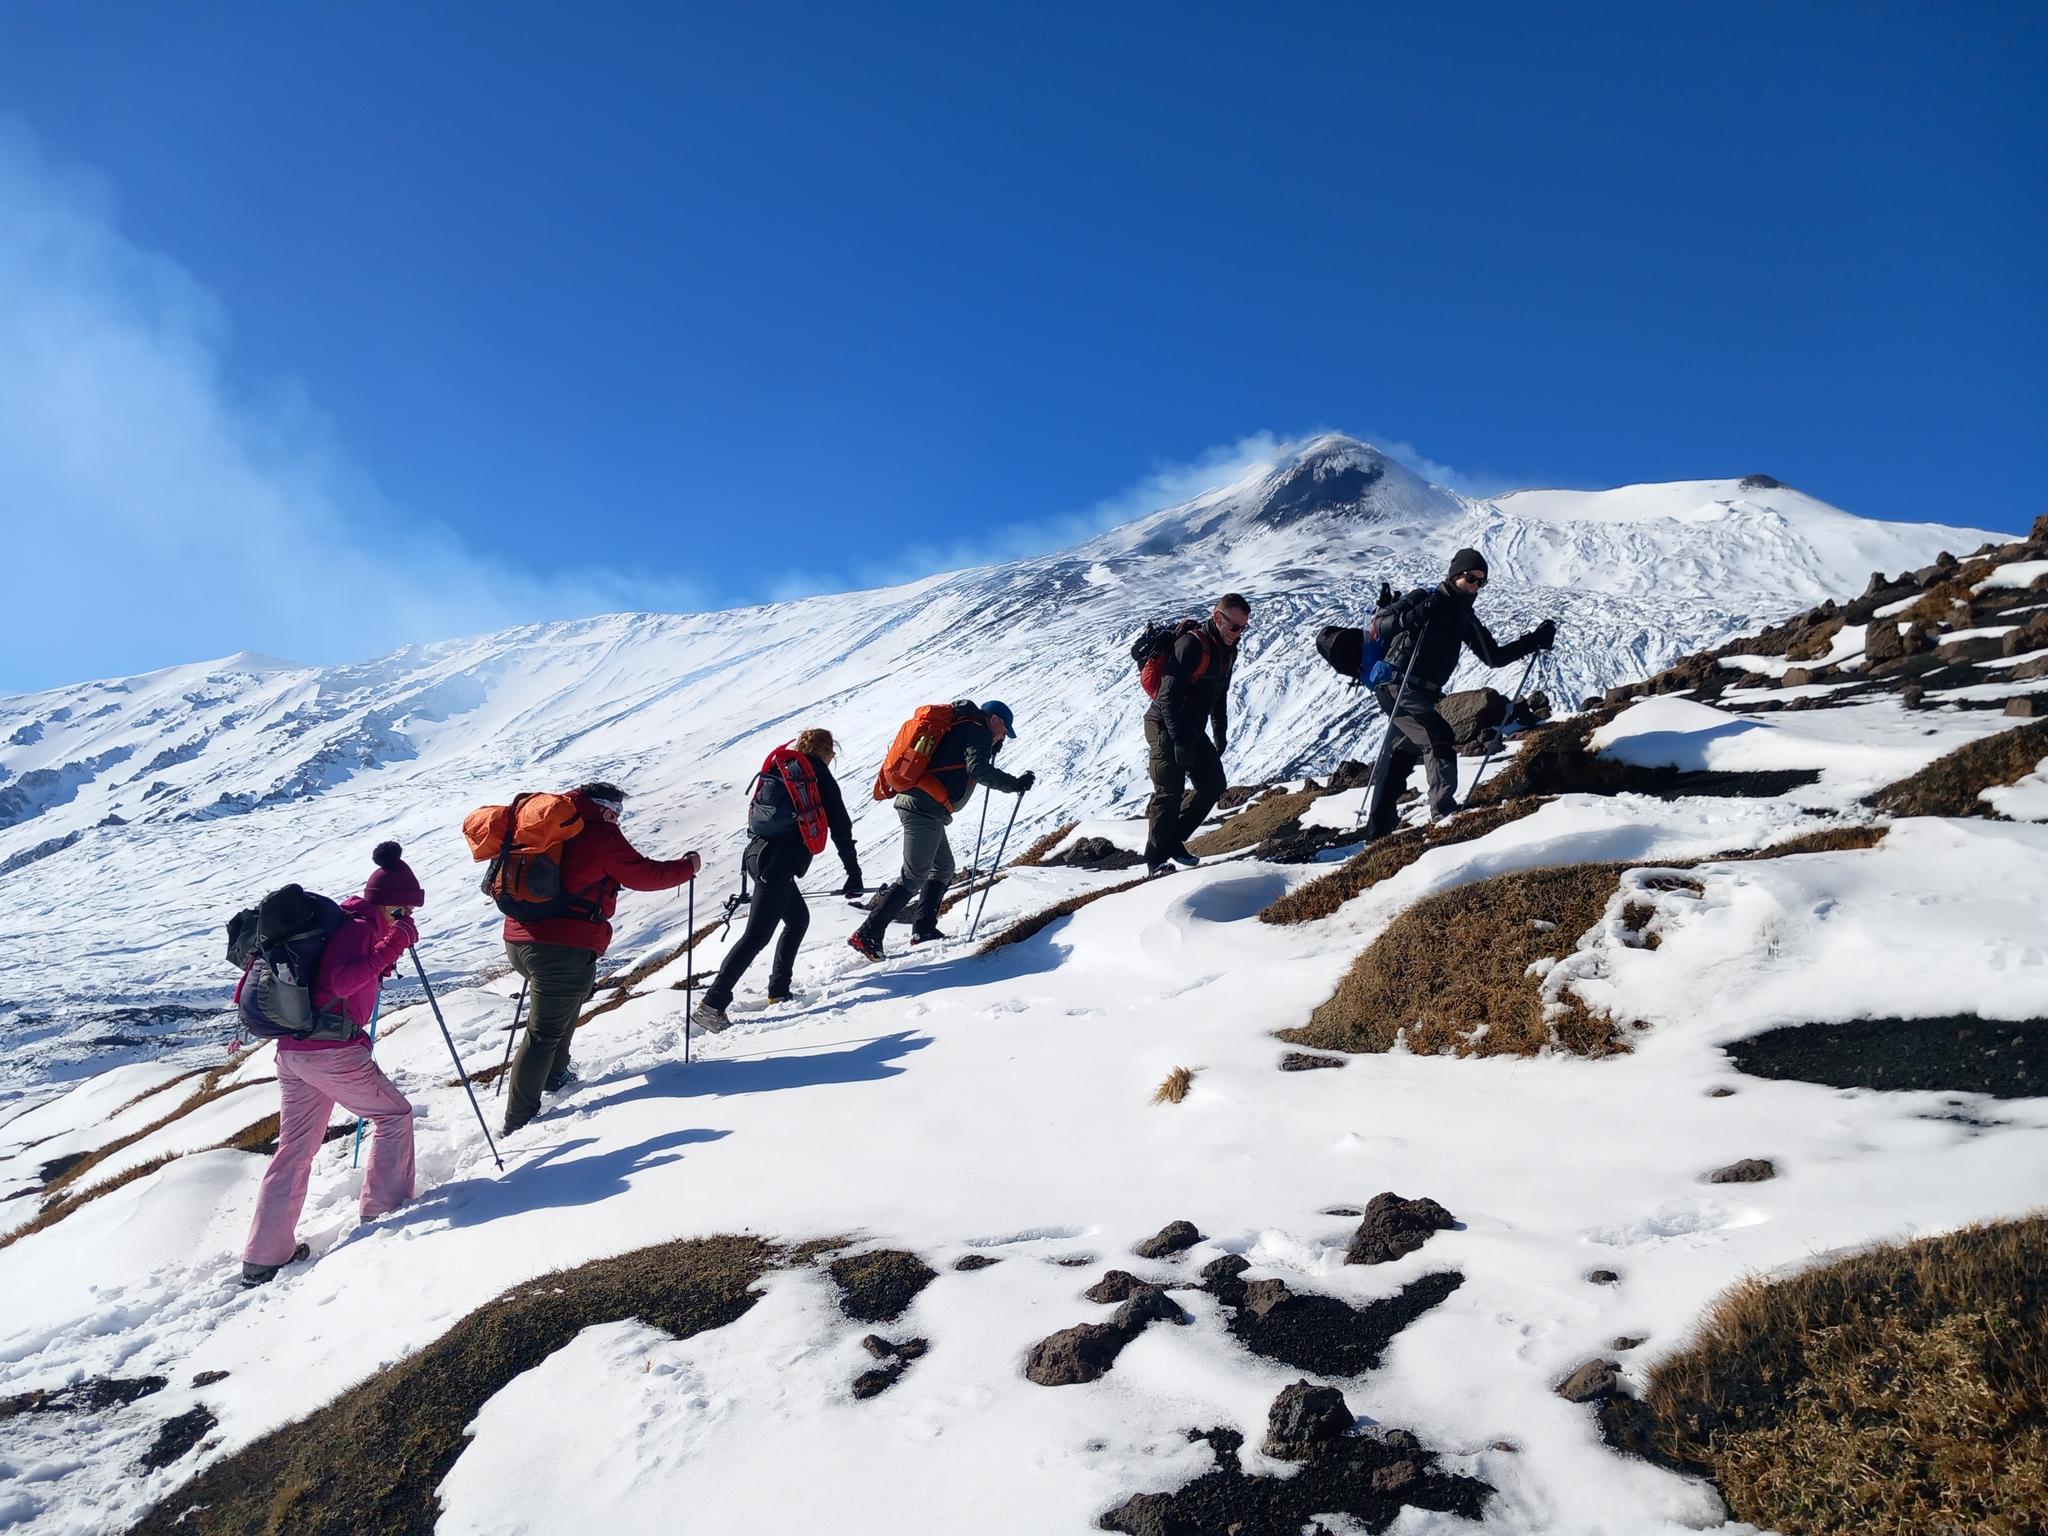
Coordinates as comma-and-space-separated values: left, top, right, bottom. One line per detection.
501, 782, 700, 1133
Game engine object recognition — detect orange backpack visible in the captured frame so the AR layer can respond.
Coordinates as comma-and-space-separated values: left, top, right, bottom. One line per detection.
463, 792, 598, 921
872, 703, 960, 808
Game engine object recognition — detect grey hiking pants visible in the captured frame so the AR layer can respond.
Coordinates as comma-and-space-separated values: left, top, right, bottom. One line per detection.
1364, 687, 1459, 838
858, 792, 956, 939
503, 941, 598, 1133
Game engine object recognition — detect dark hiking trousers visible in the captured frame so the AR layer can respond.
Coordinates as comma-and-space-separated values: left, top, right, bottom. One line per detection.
1364, 687, 1459, 839
503, 940, 598, 1132
858, 793, 955, 941
1143, 714, 1226, 863
703, 841, 809, 1010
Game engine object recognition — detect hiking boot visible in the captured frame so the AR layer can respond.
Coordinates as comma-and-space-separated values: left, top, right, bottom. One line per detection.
848, 930, 885, 962
1169, 848, 1202, 869
692, 1000, 732, 1034
544, 1063, 579, 1094
240, 1242, 311, 1289
908, 926, 950, 945
1147, 860, 1174, 878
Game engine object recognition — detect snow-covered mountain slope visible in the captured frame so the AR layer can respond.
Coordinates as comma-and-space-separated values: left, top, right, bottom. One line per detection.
4, 532, 2047, 1534
0, 436, 1998, 1092
2, 712, 2044, 1534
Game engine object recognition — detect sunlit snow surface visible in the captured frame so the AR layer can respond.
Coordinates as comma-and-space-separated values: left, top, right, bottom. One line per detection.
1, 690, 2044, 1533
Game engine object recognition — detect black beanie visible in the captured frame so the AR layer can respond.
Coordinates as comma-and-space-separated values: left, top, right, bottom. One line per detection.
1447, 548, 1489, 581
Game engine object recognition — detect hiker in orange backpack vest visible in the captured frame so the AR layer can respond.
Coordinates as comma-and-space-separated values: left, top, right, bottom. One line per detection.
467, 781, 700, 1134
850, 700, 1033, 960
691, 728, 862, 1032
1141, 592, 1250, 874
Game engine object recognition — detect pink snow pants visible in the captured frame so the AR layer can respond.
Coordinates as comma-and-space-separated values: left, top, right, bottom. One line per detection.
242, 1044, 416, 1267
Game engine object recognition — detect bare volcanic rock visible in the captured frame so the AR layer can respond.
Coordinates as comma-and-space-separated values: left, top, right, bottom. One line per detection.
1706, 1158, 1777, 1184
138, 1406, 217, 1472
1100, 1385, 1491, 1534
1025, 1322, 1129, 1386
1346, 1192, 1457, 1265
1084, 1269, 1162, 1304
1217, 1268, 1466, 1376
1025, 1288, 1189, 1386
0, 1375, 167, 1418
1049, 835, 1148, 871
1133, 1220, 1204, 1259
1262, 1380, 1355, 1461
1557, 1358, 1621, 1403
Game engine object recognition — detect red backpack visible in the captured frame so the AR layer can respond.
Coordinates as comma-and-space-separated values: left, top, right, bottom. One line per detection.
1132, 619, 1210, 697
750, 744, 831, 855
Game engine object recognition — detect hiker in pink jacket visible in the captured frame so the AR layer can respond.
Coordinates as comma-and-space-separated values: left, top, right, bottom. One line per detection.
241, 842, 423, 1287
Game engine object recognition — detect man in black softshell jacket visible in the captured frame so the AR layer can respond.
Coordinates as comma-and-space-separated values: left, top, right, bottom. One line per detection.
1364, 549, 1555, 839
1144, 592, 1250, 873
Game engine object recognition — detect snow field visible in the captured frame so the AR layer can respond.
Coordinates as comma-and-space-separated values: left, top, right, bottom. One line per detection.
3, 694, 2046, 1532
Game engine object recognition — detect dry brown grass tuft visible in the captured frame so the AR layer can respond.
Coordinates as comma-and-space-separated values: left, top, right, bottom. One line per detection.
1259, 797, 1548, 926
596, 922, 712, 994
1463, 712, 1618, 807
1784, 616, 1846, 662
1731, 823, 1889, 860
1280, 861, 1633, 1058
1013, 822, 1079, 866
132, 1235, 784, 1536
1903, 559, 1998, 627
33, 1071, 253, 1202
1866, 719, 2048, 819
1618, 900, 1661, 949
1151, 1066, 1195, 1104
1185, 787, 1323, 856
1623, 1214, 2048, 1536
977, 874, 1155, 955
104, 1065, 210, 1121
1, 1153, 183, 1252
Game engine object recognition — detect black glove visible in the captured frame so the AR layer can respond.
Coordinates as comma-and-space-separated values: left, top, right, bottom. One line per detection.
1530, 618, 1557, 652
840, 865, 864, 898
1015, 770, 1037, 793
1211, 726, 1227, 757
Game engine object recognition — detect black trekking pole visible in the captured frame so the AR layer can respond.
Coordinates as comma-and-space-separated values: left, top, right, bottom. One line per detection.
408, 948, 505, 1173
966, 789, 1027, 942
1463, 650, 1543, 809
684, 878, 696, 1066
495, 978, 529, 1100
1354, 639, 1425, 830
965, 790, 992, 881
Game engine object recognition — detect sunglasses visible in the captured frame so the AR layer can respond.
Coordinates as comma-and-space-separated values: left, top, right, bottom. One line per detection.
1455, 571, 1488, 587
1215, 613, 1248, 635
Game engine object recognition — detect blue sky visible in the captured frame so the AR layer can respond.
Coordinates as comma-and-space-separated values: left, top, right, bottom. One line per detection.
1, 1, 2041, 690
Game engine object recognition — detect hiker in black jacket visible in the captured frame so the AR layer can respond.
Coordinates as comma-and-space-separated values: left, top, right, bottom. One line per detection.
1144, 593, 1250, 874
694, 728, 861, 1031
1364, 549, 1554, 839
849, 701, 1033, 960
